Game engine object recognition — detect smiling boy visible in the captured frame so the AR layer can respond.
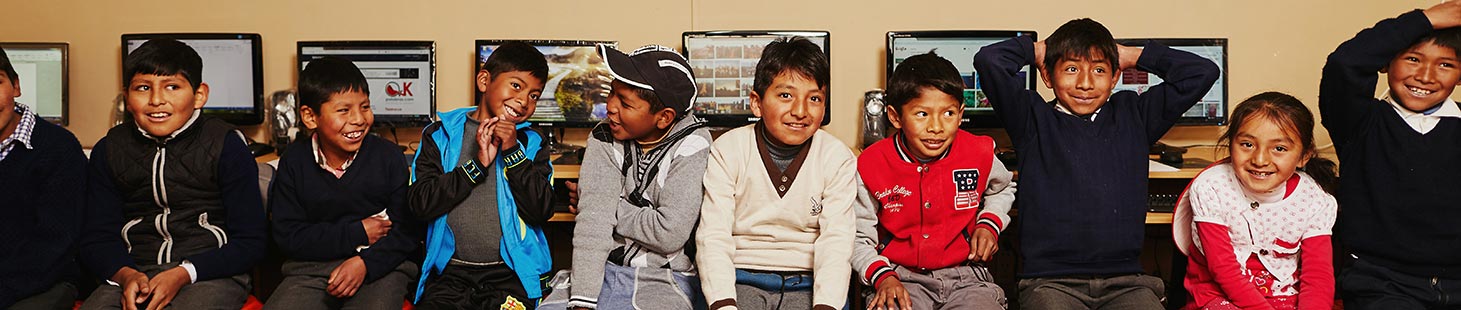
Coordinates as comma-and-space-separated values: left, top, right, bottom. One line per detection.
263, 57, 423, 310
973, 18, 1219, 309
407, 41, 556, 310
696, 37, 856, 310
1321, 2, 1461, 308
79, 39, 266, 310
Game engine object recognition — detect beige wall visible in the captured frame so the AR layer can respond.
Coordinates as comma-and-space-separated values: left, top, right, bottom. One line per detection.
0, 0, 1439, 152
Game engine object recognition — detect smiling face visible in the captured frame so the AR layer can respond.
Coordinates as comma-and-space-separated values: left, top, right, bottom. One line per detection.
477, 70, 544, 123
126, 74, 207, 137
1042, 49, 1118, 116
1230, 113, 1310, 194
302, 90, 372, 161
1386, 41, 1461, 112
750, 71, 826, 146
889, 87, 962, 159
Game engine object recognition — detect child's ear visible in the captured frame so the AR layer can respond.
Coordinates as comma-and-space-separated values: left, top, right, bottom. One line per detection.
1040, 70, 1054, 89
748, 91, 763, 118
1379, 65, 1389, 74
885, 105, 904, 130
656, 108, 676, 130
299, 105, 320, 130
192, 83, 210, 109
476, 70, 492, 93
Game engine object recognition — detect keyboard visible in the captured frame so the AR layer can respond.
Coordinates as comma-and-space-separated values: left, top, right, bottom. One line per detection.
1147, 194, 1178, 213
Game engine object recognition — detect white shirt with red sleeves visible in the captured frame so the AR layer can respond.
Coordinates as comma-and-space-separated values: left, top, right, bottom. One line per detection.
1182, 163, 1337, 297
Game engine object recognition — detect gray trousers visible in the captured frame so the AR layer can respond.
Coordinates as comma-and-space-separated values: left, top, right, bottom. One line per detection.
79, 263, 250, 310
8, 282, 77, 310
262, 259, 418, 310
536, 263, 705, 310
865, 265, 1006, 310
1017, 274, 1164, 310
735, 284, 813, 310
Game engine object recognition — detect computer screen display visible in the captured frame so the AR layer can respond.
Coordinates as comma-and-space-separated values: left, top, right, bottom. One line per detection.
1115, 38, 1228, 125
1, 43, 67, 125
122, 33, 265, 125
475, 40, 615, 128
298, 41, 435, 127
887, 30, 1037, 128
683, 31, 831, 127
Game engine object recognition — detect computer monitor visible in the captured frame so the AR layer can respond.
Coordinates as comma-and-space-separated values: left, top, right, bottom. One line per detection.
298, 41, 436, 127
474, 39, 616, 129
1115, 38, 1228, 125
122, 33, 265, 125
1, 43, 68, 126
682, 30, 831, 128
887, 30, 1037, 129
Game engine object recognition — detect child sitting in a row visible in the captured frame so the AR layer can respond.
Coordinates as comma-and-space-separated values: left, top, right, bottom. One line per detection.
1174, 92, 1338, 310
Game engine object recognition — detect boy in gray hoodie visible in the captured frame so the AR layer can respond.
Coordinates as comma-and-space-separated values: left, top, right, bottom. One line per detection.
541, 44, 711, 310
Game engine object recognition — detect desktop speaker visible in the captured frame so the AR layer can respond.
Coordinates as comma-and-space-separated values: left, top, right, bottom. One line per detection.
861, 90, 888, 148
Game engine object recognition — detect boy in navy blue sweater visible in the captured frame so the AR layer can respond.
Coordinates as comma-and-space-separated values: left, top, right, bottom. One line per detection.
1322, 3, 1461, 309
263, 57, 424, 309
79, 39, 267, 310
973, 18, 1219, 309
0, 47, 88, 310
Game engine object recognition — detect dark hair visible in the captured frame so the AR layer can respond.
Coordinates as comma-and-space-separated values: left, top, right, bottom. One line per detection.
481, 41, 549, 83
611, 80, 666, 116
753, 37, 830, 97
1044, 18, 1119, 74
0, 48, 15, 84
1219, 92, 1338, 194
298, 56, 369, 112
123, 39, 203, 89
886, 51, 964, 110
1410, 27, 1461, 55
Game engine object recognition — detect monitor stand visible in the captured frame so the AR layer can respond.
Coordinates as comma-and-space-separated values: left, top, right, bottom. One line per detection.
544, 127, 584, 165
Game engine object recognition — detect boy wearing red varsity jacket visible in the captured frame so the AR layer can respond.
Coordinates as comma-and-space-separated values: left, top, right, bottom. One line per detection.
851, 52, 1016, 310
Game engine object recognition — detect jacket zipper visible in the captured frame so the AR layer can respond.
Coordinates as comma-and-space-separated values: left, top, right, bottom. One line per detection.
121, 217, 143, 252
199, 213, 227, 248
151, 145, 174, 263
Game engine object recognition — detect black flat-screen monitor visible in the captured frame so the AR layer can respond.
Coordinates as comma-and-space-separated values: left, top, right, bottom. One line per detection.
298, 40, 436, 127
1, 42, 68, 126
682, 30, 831, 128
122, 33, 265, 126
475, 39, 616, 128
887, 30, 1037, 129
1115, 38, 1228, 125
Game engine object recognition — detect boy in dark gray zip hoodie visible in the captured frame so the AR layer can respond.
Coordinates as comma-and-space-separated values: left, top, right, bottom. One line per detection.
539, 44, 711, 310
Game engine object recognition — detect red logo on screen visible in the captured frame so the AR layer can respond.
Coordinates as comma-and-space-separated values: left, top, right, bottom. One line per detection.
386, 81, 414, 97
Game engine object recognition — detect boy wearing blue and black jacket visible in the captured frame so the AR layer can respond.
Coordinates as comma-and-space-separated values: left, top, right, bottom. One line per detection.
973, 18, 1219, 309
407, 41, 555, 310
0, 47, 88, 310
263, 57, 424, 310
1321, 3, 1461, 309
79, 39, 267, 310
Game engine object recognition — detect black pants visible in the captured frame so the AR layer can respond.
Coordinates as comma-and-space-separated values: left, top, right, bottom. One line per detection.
415, 264, 530, 310
1340, 257, 1461, 309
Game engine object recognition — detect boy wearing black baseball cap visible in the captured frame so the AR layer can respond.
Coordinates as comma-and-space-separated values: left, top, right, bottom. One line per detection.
553, 44, 712, 310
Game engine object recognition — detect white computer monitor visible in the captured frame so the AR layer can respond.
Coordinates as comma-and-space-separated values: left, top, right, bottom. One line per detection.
1114, 38, 1228, 125
122, 33, 265, 125
1, 43, 67, 125
683, 31, 831, 127
298, 41, 436, 127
